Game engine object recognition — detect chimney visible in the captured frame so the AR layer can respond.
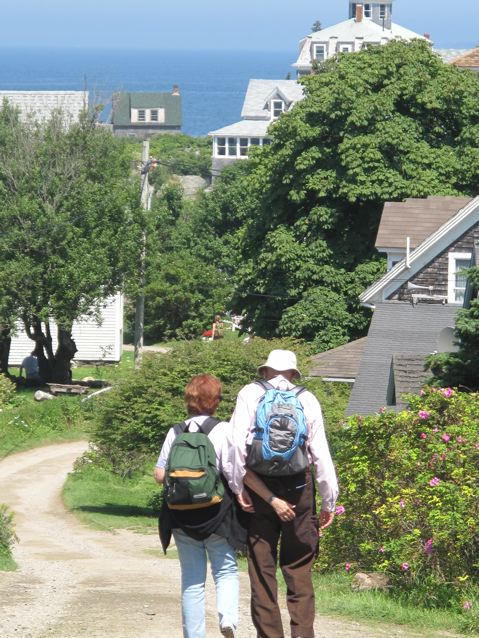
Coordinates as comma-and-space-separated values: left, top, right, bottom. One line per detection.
423, 33, 431, 40
172, 84, 180, 96
355, 3, 364, 23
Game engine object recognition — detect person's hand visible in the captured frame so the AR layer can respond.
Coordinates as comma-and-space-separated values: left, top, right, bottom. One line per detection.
270, 497, 296, 522
237, 490, 255, 513
319, 510, 335, 530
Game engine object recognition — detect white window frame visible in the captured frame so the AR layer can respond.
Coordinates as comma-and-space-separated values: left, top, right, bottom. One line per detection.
379, 4, 387, 19
214, 136, 268, 159
137, 109, 146, 122
271, 99, 285, 119
313, 44, 326, 62
150, 109, 159, 122
364, 3, 372, 18
339, 43, 353, 53
448, 252, 471, 304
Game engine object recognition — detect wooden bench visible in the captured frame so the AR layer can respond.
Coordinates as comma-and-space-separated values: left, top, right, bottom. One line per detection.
46, 383, 89, 396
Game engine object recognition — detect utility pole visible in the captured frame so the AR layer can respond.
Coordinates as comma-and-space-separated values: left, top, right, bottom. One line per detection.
134, 140, 151, 368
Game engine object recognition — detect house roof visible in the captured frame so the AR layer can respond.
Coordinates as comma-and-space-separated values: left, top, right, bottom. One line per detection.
241, 80, 304, 120
451, 47, 479, 69
347, 302, 458, 415
435, 48, 470, 64
375, 196, 473, 250
112, 92, 182, 127
392, 354, 432, 410
362, 196, 479, 304
0, 91, 87, 123
309, 338, 366, 381
208, 120, 270, 138
293, 18, 426, 69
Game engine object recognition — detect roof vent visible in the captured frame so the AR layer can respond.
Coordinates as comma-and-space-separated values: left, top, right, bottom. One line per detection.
172, 85, 180, 96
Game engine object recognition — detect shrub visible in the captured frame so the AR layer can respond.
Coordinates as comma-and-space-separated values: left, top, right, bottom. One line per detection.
92, 337, 349, 477
319, 388, 479, 626
0, 374, 15, 408
0, 504, 17, 558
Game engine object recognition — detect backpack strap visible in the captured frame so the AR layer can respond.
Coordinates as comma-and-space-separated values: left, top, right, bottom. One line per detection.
292, 386, 306, 397
198, 416, 221, 436
255, 379, 274, 393
173, 421, 188, 436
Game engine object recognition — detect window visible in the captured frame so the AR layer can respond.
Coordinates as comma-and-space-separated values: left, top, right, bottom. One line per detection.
250, 138, 260, 146
137, 109, 146, 122
339, 44, 352, 53
387, 252, 406, 271
216, 137, 226, 156
239, 138, 249, 157
364, 3, 372, 18
227, 138, 237, 156
351, 3, 356, 18
272, 100, 284, 118
313, 44, 326, 62
379, 4, 387, 19
448, 252, 471, 304
150, 109, 159, 122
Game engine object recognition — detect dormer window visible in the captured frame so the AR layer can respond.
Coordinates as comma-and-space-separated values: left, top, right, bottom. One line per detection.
313, 44, 326, 62
137, 109, 146, 122
364, 3, 372, 18
272, 100, 285, 118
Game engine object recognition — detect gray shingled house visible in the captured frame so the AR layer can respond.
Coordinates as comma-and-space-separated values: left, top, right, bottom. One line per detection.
112, 88, 182, 138
347, 195, 479, 415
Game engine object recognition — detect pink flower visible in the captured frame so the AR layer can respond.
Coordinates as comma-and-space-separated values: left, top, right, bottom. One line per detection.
420, 432, 427, 439
345, 563, 352, 572
441, 433, 451, 442
399, 499, 406, 509
378, 546, 385, 553
418, 410, 430, 420
456, 436, 465, 444
335, 505, 346, 516
475, 443, 479, 450
401, 562, 409, 571
419, 389, 426, 396
378, 407, 386, 413
429, 477, 440, 487
463, 601, 473, 610
433, 427, 439, 433
441, 388, 454, 398
423, 538, 434, 555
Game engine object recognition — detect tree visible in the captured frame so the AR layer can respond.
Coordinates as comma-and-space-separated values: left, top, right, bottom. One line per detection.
0, 103, 142, 382
311, 20, 322, 32
202, 40, 479, 350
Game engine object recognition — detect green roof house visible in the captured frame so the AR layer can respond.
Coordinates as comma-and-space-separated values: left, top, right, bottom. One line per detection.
112, 88, 182, 138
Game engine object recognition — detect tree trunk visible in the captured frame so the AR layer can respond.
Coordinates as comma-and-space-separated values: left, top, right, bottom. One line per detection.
23, 317, 54, 383
0, 327, 11, 375
51, 327, 77, 384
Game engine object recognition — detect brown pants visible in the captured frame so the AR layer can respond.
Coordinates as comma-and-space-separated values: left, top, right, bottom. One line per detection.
246, 473, 319, 638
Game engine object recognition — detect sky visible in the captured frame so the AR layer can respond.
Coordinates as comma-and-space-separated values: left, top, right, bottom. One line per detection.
1, 0, 477, 51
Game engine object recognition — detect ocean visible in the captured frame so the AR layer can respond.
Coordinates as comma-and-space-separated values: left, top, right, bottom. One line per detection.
0, 48, 296, 137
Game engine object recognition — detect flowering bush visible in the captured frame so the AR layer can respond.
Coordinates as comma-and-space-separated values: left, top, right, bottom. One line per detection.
319, 388, 479, 626
0, 374, 15, 408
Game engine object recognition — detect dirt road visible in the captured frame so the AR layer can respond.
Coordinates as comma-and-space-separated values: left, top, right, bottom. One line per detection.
0, 442, 456, 638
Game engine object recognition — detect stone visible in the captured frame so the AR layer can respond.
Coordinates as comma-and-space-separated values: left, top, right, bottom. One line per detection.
34, 390, 55, 402
351, 572, 391, 592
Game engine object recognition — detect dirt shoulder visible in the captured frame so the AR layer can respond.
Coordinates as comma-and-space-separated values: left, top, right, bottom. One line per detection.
0, 442, 460, 638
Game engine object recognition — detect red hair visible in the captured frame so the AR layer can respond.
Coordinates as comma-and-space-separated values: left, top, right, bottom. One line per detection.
185, 374, 222, 416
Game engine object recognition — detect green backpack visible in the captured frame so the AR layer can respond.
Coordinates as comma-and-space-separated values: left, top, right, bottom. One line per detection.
164, 417, 225, 510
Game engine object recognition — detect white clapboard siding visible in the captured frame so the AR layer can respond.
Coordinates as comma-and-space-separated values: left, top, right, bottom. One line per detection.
9, 294, 123, 365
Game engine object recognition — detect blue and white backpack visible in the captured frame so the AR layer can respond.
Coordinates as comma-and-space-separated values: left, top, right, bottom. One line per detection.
246, 380, 309, 477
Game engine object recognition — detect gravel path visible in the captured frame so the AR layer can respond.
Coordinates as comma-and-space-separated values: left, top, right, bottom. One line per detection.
0, 442, 459, 638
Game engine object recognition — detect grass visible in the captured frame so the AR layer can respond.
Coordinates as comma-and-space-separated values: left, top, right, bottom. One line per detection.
62, 463, 159, 534
311, 572, 468, 637
0, 553, 16, 571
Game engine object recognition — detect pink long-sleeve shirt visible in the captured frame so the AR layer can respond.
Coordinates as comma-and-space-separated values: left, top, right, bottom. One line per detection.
223, 375, 339, 512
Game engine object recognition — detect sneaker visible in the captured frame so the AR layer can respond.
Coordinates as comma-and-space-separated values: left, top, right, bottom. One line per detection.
220, 626, 235, 638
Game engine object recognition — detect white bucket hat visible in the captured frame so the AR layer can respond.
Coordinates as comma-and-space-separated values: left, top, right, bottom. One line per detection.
257, 349, 301, 379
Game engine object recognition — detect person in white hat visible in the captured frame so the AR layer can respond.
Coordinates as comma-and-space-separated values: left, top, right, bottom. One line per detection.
223, 349, 338, 638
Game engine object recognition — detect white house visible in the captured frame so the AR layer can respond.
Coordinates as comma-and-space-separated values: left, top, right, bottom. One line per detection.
209, 79, 304, 175
9, 294, 124, 365
293, 1, 427, 77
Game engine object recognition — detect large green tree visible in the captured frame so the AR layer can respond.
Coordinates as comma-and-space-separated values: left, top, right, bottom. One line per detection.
0, 104, 142, 382
202, 40, 479, 351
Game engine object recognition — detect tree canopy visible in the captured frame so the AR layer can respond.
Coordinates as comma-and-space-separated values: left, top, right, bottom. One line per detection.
194, 40, 479, 352
0, 104, 142, 381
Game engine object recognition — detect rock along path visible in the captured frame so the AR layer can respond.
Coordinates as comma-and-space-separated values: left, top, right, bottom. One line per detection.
0, 442, 458, 638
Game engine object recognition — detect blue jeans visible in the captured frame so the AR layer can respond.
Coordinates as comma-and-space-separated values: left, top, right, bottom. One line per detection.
173, 529, 239, 638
